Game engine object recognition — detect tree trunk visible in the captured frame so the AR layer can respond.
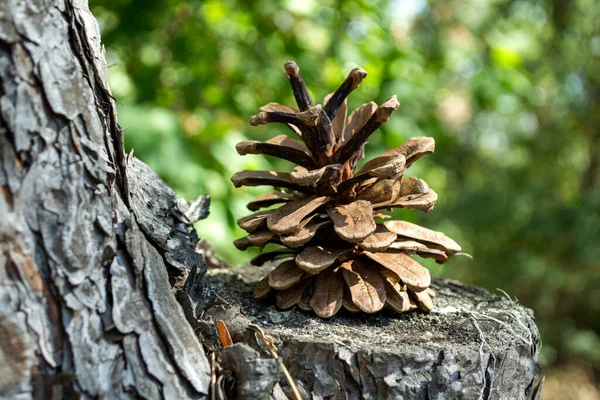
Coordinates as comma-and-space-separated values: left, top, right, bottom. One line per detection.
0, 1, 543, 399
0, 1, 210, 398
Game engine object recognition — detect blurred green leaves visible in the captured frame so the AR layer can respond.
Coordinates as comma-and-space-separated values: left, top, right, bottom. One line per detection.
93, 0, 599, 373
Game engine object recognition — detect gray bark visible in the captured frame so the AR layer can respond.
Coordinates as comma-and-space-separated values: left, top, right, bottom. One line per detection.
0, 1, 210, 398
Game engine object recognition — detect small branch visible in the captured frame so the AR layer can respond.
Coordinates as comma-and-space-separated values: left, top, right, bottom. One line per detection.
248, 324, 302, 400
210, 353, 217, 400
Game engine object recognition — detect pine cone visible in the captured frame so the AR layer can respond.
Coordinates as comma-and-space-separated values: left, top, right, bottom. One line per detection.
231, 61, 462, 318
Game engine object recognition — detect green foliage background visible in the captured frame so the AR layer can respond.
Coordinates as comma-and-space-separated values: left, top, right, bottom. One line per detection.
92, 0, 599, 379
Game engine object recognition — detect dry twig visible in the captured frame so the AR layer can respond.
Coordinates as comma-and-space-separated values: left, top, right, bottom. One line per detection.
248, 323, 302, 400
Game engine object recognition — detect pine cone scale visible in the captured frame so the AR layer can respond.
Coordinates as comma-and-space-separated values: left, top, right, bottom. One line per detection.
341, 259, 386, 314
309, 268, 344, 318
266, 195, 330, 235
363, 251, 431, 292
327, 200, 377, 243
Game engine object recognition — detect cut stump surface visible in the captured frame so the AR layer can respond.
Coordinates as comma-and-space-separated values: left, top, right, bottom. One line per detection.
204, 265, 543, 400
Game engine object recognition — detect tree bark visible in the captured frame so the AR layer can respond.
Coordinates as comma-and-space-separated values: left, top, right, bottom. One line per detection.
0, 1, 210, 398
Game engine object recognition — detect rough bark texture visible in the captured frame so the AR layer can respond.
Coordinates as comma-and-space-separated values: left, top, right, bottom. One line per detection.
203, 266, 544, 400
0, 1, 543, 399
0, 1, 210, 398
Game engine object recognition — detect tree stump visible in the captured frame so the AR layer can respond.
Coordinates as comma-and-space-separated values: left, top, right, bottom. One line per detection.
203, 266, 543, 400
